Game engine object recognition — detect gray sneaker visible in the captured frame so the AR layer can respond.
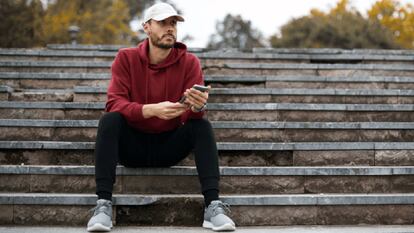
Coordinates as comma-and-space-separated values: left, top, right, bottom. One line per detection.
87, 199, 113, 232
203, 200, 236, 231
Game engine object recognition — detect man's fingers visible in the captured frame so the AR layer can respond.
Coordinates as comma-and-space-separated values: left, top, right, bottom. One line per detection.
187, 91, 207, 103
161, 108, 186, 120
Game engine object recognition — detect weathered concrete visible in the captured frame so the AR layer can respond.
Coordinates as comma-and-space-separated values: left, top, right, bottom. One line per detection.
72, 87, 414, 103
0, 205, 13, 224
4, 165, 414, 176
316, 205, 414, 225
2, 194, 414, 225
13, 205, 91, 225
2, 225, 414, 233
2, 166, 414, 194
5, 119, 414, 129
2, 102, 414, 122
9, 89, 73, 102
5, 204, 413, 226
73, 93, 412, 104
0, 149, 94, 165
304, 176, 392, 193
252, 47, 414, 55
5, 174, 414, 195
3, 141, 414, 151
2, 47, 414, 61
376, 150, 414, 166
2, 193, 414, 206
294, 151, 375, 166
209, 110, 414, 122
0, 79, 109, 89
0, 108, 103, 120
0, 149, 293, 166
7, 126, 414, 142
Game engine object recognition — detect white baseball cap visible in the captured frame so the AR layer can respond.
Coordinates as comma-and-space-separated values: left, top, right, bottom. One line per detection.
142, 3, 184, 25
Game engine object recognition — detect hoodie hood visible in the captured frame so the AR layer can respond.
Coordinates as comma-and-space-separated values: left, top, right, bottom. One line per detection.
137, 38, 187, 70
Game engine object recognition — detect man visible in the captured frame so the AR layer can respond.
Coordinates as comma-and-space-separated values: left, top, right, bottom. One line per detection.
86, 2, 236, 232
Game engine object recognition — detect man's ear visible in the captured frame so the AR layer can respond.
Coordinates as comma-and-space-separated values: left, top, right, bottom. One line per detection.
143, 22, 150, 35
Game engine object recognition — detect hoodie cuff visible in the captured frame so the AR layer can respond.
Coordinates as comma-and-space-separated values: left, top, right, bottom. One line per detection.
131, 103, 145, 121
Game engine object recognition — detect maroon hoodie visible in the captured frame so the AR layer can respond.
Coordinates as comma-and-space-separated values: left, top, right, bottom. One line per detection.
105, 39, 204, 133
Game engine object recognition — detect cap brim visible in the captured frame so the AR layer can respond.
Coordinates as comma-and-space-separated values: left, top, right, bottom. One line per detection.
152, 13, 185, 22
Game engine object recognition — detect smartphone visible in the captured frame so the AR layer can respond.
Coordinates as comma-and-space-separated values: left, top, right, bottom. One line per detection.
192, 84, 209, 92
179, 84, 209, 103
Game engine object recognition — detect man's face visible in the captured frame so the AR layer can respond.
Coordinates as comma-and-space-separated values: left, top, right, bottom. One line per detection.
144, 17, 178, 49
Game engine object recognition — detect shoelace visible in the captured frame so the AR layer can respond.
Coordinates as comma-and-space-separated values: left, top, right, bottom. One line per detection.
211, 202, 231, 216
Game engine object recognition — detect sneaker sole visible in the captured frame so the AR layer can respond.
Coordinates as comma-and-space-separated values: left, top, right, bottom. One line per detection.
203, 220, 236, 232
87, 222, 112, 232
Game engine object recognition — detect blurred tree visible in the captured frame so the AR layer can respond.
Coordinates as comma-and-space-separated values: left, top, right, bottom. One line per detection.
41, 0, 133, 45
368, 0, 414, 48
270, 0, 399, 49
207, 14, 265, 50
0, 0, 184, 47
126, 0, 155, 19
125, 0, 179, 20
0, 0, 45, 48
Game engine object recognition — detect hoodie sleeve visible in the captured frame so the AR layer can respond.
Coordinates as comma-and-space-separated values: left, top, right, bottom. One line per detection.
105, 50, 146, 122
181, 55, 205, 122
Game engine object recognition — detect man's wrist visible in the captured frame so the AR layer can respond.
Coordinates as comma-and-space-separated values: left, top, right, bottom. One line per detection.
142, 104, 155, 118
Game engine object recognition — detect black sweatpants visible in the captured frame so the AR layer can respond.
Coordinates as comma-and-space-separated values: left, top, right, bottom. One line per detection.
94, 112, 220, 206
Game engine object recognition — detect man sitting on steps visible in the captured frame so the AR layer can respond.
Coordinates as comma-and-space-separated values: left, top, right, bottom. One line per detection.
86, 2, 236, 232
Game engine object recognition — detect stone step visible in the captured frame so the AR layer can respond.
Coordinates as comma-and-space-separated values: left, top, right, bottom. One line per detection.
0, 86, 12, 101
1, 88, 74, 102
0, 49, 115, 61
46, 44, 414, 56
4, 86, 414, 103
1, 165, 414, 194
2, 72, 414, 90
1, 193, 414, 225
2, 119, 414, 142
0, 60, 111, 73
73, 86, 414, 104
1, 48, 413, 64
0, 72, 110, 89
2, 141, 414, 150
1, 141, 414, 164
253, 47, 414, 56
0, 101, 413, 122
1, 141, 412, 167
3, 226, 414, 233
204, 63, 414, 77
1, 61, 413, 77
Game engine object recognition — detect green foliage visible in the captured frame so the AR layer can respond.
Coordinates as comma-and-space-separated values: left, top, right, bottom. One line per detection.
270, 0, 399, 49
0, 0, 45, 48
207, 14, 265, 50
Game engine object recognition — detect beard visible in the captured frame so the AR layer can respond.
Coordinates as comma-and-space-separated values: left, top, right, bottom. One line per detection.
150, 33, 176, 49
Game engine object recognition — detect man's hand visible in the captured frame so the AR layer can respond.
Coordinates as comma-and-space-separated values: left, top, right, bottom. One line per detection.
183, 85, 210, 111
143, 101, 187, 120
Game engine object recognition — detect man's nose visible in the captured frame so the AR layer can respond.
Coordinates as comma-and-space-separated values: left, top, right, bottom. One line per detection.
166, 27, 174, 34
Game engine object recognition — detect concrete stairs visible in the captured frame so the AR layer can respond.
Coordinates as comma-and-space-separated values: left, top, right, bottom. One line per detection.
0, 45, 414, 226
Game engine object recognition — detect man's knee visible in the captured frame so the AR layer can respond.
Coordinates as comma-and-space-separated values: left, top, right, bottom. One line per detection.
98, 112, 125, 131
